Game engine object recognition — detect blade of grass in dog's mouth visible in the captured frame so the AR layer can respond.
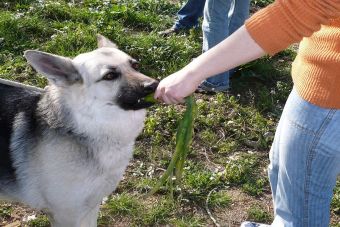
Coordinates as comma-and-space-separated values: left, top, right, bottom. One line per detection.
149, 95, 197, 195
143, 93, 158, 104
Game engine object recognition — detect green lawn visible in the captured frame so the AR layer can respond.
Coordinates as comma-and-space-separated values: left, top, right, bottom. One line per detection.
0, 0, 339, 226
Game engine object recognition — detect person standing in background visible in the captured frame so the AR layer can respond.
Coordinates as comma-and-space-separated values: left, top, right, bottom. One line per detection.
199, 0, 251, 92
158, 0, 206, 36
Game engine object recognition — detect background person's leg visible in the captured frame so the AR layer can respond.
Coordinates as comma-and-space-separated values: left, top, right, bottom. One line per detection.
228, 0, 250, 75
175, 0, 206, 29
229, 0, 250, 34
201, 0, 250, 91
201, 0, 234, 91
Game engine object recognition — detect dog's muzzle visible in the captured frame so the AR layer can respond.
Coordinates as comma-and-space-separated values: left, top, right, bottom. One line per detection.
117, 80, 159, 110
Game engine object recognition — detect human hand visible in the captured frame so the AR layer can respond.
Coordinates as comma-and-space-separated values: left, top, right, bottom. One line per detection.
154, 69, 201, 104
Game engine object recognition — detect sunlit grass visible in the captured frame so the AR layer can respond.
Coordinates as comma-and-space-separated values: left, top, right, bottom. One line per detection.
0, 0, 339, 226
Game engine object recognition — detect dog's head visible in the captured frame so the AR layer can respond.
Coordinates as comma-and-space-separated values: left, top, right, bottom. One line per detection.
24, 35, 158, 112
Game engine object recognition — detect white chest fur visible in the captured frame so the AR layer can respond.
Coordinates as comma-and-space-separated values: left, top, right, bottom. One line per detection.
20, 108, 146, 212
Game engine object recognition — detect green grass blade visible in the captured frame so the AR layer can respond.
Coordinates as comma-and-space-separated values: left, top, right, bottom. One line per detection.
174, 96, 197, 184
144, 93, 158, 104
150, 95, 197, 195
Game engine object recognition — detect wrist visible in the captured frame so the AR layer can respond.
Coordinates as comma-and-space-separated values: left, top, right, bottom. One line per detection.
182, 62, 206, 84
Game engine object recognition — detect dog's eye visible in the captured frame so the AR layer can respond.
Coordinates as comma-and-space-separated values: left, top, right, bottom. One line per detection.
102, 71, 120, 81
130, 59, 139, 70
131, 62, 139, 70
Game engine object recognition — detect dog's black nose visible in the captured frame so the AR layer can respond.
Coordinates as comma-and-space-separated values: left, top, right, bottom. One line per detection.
143, 80, 159, 93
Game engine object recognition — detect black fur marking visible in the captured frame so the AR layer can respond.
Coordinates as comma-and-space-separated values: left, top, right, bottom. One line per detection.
0, 83, 42, 186
116, 81, 158, 110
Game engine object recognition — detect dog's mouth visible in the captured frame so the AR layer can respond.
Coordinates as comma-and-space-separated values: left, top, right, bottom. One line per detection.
137, 93, 157, 109
116, 82, 158, 111
117, 92, 156, 110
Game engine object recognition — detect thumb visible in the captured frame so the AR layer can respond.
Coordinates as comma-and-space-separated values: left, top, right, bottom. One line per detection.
154, 84, 164, 100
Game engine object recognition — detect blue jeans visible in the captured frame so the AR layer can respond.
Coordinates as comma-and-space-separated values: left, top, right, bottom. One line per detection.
174, 0, 206, 29
202, 0, 250, 89
269, 88, 340, 226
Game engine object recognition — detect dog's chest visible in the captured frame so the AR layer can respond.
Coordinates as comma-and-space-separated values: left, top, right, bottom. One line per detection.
23, 136, 134, 209
44, 136, 133, 178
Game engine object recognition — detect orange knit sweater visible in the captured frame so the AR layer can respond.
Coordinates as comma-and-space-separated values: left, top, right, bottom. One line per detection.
245, 0, 340, 108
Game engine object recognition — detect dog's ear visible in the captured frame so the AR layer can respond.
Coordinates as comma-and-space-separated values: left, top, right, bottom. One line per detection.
97, 34, 118, 49
24, 50, 82, 86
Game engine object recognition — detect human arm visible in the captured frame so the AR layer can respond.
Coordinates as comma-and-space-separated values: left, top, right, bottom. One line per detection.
154, 25, 265, 104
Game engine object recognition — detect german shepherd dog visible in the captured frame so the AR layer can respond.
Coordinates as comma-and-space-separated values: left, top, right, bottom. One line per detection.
0, 35, 158, 226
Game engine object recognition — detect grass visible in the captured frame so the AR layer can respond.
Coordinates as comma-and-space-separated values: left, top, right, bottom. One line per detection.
98, 193, 201, 226
247, 204, 272, 223
0, 0, 339, 226
0, 205, 12, 219
251, 0, 274, 7
27, 216, 50, 227
332, 181, 340, 216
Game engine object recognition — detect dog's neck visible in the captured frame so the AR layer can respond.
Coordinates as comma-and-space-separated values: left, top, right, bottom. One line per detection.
37, 87, 78, 136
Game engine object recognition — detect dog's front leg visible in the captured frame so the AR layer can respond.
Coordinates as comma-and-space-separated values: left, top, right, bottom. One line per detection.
48, 204, 100, 227
49, 217, 79, 227
79, 204, 100, 227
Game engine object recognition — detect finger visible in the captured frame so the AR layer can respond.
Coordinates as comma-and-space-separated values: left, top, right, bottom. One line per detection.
168, 91, 185, 104
155, 86, 166, 101
168, 93, 184, 104
170, 95, 183, 104
176, 97, 186, 104
168, 96, 180, 104
162, 90, 179, 104
162, 91, 181, 104
154, 85, 163, 99
162, 95, 173, 105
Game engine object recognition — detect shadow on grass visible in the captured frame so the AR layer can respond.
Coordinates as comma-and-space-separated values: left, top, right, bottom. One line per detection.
230, 50, 295, 117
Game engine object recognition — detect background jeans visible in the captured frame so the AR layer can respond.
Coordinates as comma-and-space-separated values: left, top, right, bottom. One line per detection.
202, 0, 250, 89
174, 0, 206, 29
269, 88, 340, 226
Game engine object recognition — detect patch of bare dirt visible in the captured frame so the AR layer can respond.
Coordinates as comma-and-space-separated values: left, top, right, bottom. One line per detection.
211, 189, 273, 227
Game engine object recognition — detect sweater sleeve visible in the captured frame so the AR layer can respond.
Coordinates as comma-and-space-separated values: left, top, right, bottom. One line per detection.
245, 0, 340, 55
